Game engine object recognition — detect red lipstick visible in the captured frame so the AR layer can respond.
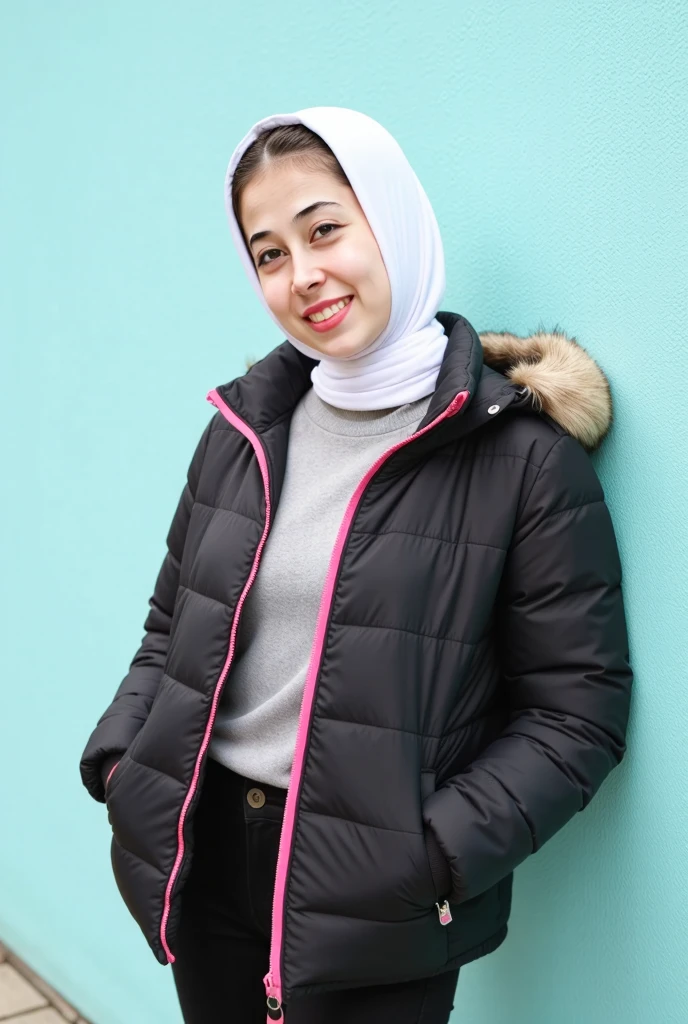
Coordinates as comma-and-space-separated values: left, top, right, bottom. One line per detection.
303, 297, 354, 334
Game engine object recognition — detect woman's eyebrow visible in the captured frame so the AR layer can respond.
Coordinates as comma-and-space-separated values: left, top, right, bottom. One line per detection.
249, 202, 343, 249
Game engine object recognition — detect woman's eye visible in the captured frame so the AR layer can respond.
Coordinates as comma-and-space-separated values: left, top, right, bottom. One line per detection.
256, 224, 340, 267
312, 222, 340, 240
257, 248, 283, 267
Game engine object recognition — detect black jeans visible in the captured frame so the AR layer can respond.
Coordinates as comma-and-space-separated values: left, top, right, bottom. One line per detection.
172, 757, 460, 1023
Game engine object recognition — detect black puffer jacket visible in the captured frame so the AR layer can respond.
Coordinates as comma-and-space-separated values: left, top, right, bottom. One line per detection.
81, 312, 632, 1012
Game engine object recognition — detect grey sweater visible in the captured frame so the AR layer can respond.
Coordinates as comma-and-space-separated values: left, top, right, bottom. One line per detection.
209, 386, 432, 788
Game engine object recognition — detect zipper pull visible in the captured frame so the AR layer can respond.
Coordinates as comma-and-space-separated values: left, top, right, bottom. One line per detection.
436, 900, 452, 926
264, 975, 284, 1021
266, 995, 283, 1021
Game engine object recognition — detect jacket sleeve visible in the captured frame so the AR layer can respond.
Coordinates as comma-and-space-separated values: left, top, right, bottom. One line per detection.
80, 418, 214, 803
422, 432, 633, 904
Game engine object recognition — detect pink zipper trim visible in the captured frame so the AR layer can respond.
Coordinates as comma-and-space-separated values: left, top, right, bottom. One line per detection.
159, 388, 272, 963
263, 389, 469, 1020
105, 761, 120, 790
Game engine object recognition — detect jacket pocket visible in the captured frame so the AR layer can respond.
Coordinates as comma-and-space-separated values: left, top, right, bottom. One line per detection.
104, 753, 132, 832
420, 768, 436, 804
420, 770, 453, 904
105, 749, 132, 796
104, 760, 121, 794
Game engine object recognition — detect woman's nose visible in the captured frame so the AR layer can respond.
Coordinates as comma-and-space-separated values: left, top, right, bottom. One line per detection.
290, 253, 326, 295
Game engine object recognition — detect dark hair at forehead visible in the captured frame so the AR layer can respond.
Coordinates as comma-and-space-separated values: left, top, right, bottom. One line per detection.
231, 124, 352, 235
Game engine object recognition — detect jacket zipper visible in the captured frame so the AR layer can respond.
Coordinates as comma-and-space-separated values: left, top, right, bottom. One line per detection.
158, 388, 273, 963
262, 388, 469, 1022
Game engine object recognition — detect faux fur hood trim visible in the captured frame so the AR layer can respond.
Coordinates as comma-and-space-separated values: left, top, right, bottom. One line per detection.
478, 328, 612, 452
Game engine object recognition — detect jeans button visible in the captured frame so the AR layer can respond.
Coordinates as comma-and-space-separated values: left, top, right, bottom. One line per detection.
247, 787, 266, 809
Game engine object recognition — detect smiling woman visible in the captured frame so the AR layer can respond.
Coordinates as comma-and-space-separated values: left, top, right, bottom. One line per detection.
80, 106, 632, 1024
223, 111, 450, 411
233, 140, 392, 359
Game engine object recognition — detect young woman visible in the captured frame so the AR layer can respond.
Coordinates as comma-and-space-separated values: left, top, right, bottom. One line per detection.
80, 107, 633, 1024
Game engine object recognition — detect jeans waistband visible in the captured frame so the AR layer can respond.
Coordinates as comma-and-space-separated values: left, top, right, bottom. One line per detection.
205, 755, 288, 810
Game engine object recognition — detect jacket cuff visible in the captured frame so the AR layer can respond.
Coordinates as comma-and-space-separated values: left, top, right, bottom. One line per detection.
424, 824, 453, 901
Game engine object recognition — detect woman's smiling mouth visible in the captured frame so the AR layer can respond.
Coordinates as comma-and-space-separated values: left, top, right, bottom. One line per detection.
302, 295, 353, 333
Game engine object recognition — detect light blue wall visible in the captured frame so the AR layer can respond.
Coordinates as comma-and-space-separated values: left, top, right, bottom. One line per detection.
1, 3, 685, 1022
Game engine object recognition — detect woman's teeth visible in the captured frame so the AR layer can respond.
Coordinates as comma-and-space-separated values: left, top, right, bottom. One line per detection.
307, 297, 351, 322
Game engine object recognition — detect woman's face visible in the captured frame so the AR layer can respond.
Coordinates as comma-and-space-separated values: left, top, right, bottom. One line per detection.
239, 160, 392, 359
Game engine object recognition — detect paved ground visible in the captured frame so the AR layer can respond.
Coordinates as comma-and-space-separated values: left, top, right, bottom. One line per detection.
0, 942, 90, 1023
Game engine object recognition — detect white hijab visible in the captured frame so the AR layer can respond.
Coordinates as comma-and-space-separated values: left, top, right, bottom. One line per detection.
224, 106, 447, 411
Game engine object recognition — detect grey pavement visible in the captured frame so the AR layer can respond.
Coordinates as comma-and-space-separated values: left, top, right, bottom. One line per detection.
0, 942, 90, 1024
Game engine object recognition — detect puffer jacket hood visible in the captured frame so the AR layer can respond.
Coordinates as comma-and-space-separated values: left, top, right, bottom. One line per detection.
81, 311, 631, 1015
479, 327, 612, 451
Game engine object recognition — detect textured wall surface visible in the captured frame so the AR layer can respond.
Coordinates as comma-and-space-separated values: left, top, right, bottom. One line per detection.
1, 2, 686, 1023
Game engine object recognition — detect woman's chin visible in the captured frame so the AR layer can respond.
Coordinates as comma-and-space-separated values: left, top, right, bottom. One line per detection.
295, 327, 375, 361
